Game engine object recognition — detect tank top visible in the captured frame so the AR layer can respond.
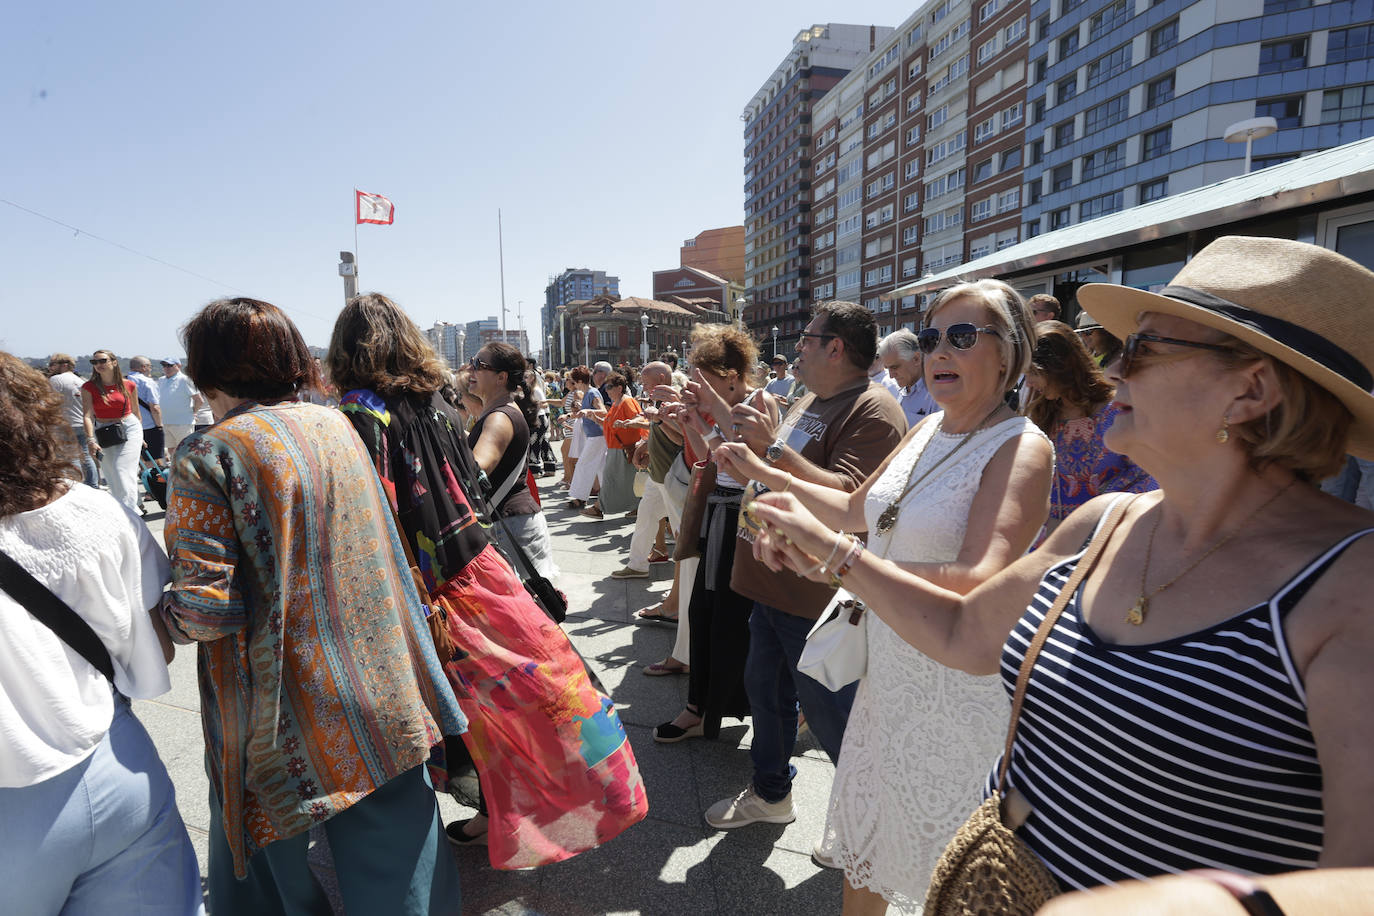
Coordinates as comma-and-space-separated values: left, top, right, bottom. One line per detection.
468, 403, 537, 518
991, 514, 1374, 889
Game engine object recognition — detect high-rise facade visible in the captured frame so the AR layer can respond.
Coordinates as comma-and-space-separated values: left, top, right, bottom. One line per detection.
742, 24, 895, 353
760, 0, 1374, 340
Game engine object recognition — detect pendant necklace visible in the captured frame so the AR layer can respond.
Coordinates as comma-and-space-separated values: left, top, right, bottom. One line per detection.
1127, 479, 1296, 625
874, 403, 1008, 535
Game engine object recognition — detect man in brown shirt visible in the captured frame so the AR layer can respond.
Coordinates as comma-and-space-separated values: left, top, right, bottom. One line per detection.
703, 301, 906, 831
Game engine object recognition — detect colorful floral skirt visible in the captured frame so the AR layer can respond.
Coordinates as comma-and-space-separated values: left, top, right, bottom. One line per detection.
432, 544, 647, 868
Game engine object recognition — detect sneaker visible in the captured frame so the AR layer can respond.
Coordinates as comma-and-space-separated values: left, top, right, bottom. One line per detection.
811, 840, 842, 870
610, 566, 649, 579
704, 786, 796, 829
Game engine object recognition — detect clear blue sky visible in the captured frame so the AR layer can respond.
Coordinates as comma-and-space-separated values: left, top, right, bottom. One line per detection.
4, 1, 913, 361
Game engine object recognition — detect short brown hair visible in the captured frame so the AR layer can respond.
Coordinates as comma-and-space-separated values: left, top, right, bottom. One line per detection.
812, 300, 878, 371
1028, 293, 1060, 318
0, 352, 79, 515
689, 324, 757, 377
182, 298, 320, 400
328, 293, 448, 396
569, 366, 591, 384
1213, 343, 1352, 482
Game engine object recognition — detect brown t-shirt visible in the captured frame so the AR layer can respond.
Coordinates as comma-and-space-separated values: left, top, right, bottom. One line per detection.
730, 378, 907, 620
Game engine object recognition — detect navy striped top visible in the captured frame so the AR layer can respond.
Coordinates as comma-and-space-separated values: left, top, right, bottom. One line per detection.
989, 516, 1373, 890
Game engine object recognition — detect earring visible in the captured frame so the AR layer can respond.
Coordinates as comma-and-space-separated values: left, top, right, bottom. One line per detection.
1216, 414, 1230, 444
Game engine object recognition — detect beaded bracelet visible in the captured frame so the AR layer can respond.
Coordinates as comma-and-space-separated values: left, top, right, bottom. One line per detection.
829, 536, 866, 588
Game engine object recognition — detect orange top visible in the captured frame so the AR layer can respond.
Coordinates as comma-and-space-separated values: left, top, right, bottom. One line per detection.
603, 396, 649, 449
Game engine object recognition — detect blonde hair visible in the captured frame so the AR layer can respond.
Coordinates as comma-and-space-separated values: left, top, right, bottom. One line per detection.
926, 279, 1035, 393
689, 324, 757, 378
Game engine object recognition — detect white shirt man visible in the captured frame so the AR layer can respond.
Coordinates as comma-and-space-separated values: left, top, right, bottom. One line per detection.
157, 358, 203, 457
763, 357, 795, 403
47, 354, 100, 487
127, 356, 164, 460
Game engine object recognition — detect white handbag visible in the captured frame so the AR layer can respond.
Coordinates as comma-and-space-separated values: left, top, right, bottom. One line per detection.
797, 588, 868, 690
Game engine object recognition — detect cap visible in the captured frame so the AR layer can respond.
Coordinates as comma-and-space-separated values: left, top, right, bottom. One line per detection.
770, 355, 788, 365
160, 357, 181, 366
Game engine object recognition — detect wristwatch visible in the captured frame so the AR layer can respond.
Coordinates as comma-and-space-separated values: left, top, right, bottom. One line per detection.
764, 437, 785, 465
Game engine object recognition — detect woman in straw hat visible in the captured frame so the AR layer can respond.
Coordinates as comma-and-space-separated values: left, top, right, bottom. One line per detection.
746, 236, 1374, 894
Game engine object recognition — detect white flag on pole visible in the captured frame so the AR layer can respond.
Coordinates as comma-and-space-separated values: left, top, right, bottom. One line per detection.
356, 190, 395, 225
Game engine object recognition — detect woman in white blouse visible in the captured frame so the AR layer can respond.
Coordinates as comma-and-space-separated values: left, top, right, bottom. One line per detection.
0, 352, 202, 915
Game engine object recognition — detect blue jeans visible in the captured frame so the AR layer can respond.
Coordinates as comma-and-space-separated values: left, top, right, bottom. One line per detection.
745, 602, 858, 803
0, 697, 203, 916
74, 428, 100, 488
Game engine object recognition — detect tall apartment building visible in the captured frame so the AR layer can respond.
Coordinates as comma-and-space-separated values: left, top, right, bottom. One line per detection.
542, 268, 620, 362
767, 0, 1374, 343
1022, 0, 1374, 243
741, 24, 895, 352
425, 321, 464, 370
680, 226, 746, 284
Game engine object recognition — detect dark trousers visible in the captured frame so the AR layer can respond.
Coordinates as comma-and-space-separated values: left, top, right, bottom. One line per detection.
142, 426, 165, 461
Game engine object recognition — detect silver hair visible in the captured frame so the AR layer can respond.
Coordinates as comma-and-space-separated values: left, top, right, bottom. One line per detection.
877, 330, 921, 361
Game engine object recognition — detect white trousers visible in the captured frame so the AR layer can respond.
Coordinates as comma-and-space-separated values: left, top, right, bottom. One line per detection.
627, 477, 681, 571
96, 416, 144, 513
568, 436, 607, 501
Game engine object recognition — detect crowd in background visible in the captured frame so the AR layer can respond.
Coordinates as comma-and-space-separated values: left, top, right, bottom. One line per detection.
7, 235, 1374, 915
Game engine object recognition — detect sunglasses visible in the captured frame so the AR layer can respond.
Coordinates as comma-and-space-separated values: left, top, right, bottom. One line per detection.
468, 356, 495, 372
90, 358, 112, 365
1118, 333, 1234, 378
916, 323, 1001, 355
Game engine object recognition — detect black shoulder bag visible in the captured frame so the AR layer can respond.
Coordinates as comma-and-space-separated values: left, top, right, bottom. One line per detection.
0, 548, 116, 681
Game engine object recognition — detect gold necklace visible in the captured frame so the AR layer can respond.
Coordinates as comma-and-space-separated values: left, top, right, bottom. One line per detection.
1126, 480, 1297, 625
874, 403, 1008, 534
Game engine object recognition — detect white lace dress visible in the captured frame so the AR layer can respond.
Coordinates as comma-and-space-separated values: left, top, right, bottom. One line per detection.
820, 414, 1049, 912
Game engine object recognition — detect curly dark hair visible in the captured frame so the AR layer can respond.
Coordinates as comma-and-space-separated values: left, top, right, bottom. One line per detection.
328, 293, 449, 396
0, 352, 80, 515
1025, 320, 1115, 432
689, 323, 757, 378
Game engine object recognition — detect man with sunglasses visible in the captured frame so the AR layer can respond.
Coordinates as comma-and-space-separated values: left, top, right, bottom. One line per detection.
47, 353, 100, 487
703, 301, 906, 836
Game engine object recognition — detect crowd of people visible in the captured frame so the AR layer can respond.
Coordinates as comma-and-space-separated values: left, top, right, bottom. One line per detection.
4, 235, 1374, 915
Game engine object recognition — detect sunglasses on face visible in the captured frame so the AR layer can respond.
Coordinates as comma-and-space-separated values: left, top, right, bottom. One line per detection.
468, 356, 495, 372
90, 358, 112, 365
1118, 333, 1234, 378
916, 323, 1001, 355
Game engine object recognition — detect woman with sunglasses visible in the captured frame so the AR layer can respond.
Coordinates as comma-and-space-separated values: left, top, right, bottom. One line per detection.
329, 295, 645, 863
747, 238, 1374, 904
1026, 320, 1156, 536
467, 343, 559, 579
713, 281, 1050, 913
80, 350, 144, 512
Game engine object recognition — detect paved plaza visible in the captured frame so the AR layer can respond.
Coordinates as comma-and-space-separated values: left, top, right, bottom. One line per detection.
138, 474, 845, 915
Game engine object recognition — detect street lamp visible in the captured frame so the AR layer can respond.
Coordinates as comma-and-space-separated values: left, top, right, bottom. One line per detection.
1223, 116, 1278, 174
556, 304, 568, 368
546, 333, 553, 368
734, 296, 749, 331
771, 325, 779, 359
457, 329, 466, 368
582, 323, 591, 367
639, 312, 650, 365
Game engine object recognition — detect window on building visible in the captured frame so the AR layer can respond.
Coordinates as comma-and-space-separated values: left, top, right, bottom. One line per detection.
1262, 0, 1311, 10
997, 230, 1019, 249
1033, 56, 1047, 82
905, 159, 921, 179
974, 116, 998, 143
1256, 95, 1303, 129
1031, 98, 1046, 124
1086, 43, 1131, 88
1327, 26, 1373, 64
1062, 0, 1085, 13
1085, 93, 1129, 132
1029, 139, 1044, 164
1057, 74, 1078, 105
1059, 32, 1079, 60
902, 256, 920, 278
1150, 19, 1178, 55
1035, 13, 1050, 42
1259, 37, 1307, 73
980, 0, 1006, 23
1251, 154, 1300, 169
1001, 146, 1022, 170
973, 158, 994, 183
1055, 119, 1076, 148
1089, 0, 1130, 42
928, 105, 949, 130
1004, 16, 1026, 44
998, 188, 1020, 212
597, 330, 617, 348
1002, 101, 1024, 129
1080, 190, 1123, 220
1322, 83, 1374, 122
1147, 73, 1175, 109
1050, 207, 1073, 230
1081, 142, 1124, 180
1143, 125, 1172, 160
1026, 218, 1041, 238
906, 125, 922, 146
904, 191, 921, 212
1027, 179, 1042, 205
1052, 163, 1074, 192
1139, 177, 1169, 203
907, 91, 923, 114
903, 225, 920, 244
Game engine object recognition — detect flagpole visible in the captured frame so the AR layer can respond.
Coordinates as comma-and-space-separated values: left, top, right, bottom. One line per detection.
498, 209, 507, 346
353, 189, 360, 287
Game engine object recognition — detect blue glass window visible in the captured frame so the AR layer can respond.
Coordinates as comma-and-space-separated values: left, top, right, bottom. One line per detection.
1328, 26, 1373, 64
1259, 37, 1307, 74
1255, 95, 1302, 128
1149, 20, 1178, 55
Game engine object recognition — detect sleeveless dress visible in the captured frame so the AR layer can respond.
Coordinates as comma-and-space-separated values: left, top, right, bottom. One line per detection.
821, 414, 1049, 912
991, 511, 1374, 889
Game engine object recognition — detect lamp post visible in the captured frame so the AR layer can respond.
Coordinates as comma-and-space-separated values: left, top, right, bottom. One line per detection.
457, 329, 466, 368
582, 323, 591, 368
771, 325, 779, 359
639, 312, 650, 365
734, 296, 749, 331
546, 333, 553, 368
556, 304, 567, 367
1223, 116, 1278, 174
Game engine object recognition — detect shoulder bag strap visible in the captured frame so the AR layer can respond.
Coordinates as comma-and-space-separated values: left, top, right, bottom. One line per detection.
0, 548, 116, 682
996, 494, 1136, 791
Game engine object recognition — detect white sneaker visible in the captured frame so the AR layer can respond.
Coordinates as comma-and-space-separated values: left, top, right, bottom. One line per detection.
811, 840, 842, 870
704, 786, 796, 829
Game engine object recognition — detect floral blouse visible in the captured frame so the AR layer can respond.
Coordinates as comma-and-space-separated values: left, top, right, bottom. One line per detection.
1049, 401, 1157, 521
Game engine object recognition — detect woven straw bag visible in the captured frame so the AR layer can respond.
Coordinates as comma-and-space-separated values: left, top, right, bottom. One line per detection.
924, 496, 1134, 916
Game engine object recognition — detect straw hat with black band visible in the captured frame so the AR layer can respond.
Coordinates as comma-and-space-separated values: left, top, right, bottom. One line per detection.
1077, 235, 1374, 460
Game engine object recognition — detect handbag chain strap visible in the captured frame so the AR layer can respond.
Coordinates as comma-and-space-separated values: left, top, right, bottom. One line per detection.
995, 494, 1135, 793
